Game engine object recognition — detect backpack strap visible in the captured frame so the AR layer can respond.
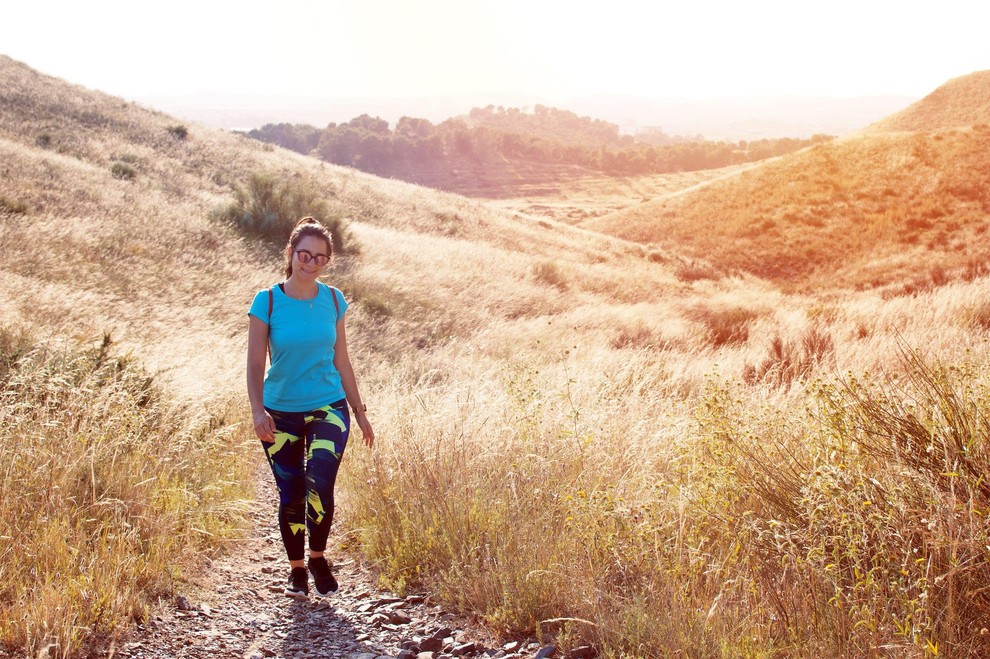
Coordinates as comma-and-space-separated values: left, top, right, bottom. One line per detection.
269, 282, 287, 326
266, 285, 278, 362
330, 286, 340, 318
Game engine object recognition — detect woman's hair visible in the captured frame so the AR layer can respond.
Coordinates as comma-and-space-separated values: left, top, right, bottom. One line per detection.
284, 216, 334, 278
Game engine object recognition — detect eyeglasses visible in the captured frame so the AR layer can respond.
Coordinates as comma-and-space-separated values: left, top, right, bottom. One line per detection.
294, 249, 330, 266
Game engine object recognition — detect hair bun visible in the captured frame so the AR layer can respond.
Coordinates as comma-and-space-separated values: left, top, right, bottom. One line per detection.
293, 216, 321, 229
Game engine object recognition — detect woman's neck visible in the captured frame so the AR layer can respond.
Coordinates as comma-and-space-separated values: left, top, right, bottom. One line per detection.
283, 275, 319, 300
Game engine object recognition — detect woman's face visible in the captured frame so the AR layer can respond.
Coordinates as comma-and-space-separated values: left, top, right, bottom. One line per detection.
291, 235, 331, 281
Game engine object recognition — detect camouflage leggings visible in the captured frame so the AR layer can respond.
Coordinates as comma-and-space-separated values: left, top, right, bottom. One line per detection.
262, 400, 350, 561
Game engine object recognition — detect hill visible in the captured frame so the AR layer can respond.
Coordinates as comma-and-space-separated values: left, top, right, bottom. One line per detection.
6, 54, 990, 658
867, 70, 990, 133
586, 123, 990, 291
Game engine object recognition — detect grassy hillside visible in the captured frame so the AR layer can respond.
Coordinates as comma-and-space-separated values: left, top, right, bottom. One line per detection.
585, 126, 990, 291
5, 54, 990, 658
867, 70, 990, 133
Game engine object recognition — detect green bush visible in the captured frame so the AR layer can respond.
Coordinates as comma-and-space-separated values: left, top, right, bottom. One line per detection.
166, 124, 188, 140
110, 162, 136, 181
357, 295, 393, 319
217, 172, 353, 253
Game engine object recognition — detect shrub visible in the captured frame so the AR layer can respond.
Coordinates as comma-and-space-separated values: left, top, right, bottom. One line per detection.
35, 133, 52, 148
675, 259, 720, 282
0, 195, 28, 215
610, 323, 660, 350
646, 250, 668, 264
690, 305, 760, 348
965, 301, 990, 331
963, 258, 989, 281
743, 325, 835, 387
0, 325, 33, 381
216, 172, 353, 253
929, 265, 950, 286
358, 296, 393, 319
350, 289, 394, 319
110, 162, 136, 181
166, 124, 188, 140
532, 260, 568, 290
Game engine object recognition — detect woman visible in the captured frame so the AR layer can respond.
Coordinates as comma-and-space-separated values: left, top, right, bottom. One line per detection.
246, 216, 374, 599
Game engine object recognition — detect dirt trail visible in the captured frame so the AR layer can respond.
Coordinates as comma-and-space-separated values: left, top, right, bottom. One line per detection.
110, 474, 507, 659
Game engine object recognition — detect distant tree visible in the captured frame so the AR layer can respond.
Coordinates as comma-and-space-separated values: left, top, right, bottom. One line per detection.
346, 114, 390, 134
247, 123, 322, 154
243, 105, 821, 184
356, 131, 392, 173
317, 126, 362, 166
396, 116, 434, 140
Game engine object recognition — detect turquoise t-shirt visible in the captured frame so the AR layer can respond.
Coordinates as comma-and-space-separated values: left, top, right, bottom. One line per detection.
247, 282, 349, 412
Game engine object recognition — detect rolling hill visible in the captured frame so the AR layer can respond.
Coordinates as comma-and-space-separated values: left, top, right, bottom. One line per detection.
6, 53, 990, 658
585, 74, 990, 292
866, 69, 990, 133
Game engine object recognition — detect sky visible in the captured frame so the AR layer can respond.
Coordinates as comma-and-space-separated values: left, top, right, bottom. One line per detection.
4, 0, 990, 102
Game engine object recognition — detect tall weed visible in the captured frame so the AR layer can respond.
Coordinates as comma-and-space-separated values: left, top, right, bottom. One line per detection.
703, 347, 990, 656
0, 328, 254, 658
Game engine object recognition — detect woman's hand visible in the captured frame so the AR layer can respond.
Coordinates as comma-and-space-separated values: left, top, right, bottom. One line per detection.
355, 413, 375, 448
246, 315, 275, 443
253, 409, 276, 443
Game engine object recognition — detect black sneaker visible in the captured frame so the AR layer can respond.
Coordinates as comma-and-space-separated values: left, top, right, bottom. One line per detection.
307, 556, 338, 597
284, 567, 309, 599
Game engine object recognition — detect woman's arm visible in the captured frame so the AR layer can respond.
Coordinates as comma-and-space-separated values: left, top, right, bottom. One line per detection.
334, 317, 375, 448
246, 315, 276, 443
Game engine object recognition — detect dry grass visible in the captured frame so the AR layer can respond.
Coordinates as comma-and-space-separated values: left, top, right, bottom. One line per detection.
5, 54, 990, 657
483, 164, 754, 225
339, 274, 990, 656
867, 69, 990, 133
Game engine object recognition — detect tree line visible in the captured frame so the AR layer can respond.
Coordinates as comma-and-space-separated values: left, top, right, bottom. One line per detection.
245, 105, 832, 179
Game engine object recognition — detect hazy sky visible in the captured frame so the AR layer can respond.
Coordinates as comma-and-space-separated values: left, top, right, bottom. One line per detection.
5, 0, 989, 101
